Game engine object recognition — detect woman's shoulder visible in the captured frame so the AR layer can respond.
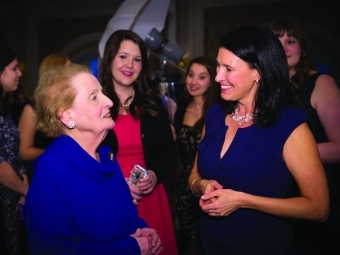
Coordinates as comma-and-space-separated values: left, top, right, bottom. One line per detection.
206, 102, 223, 118
281, 105, 307, 116
279, 106, 308, 127
314, 73, 338, 89
308, 72, 340, 103
205, 103, 224, 130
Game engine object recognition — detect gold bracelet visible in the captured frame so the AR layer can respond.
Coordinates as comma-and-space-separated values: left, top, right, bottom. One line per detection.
190, 178, 201, 197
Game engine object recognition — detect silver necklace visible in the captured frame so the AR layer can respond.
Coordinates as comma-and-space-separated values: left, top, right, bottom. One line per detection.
231, 107, 253, 125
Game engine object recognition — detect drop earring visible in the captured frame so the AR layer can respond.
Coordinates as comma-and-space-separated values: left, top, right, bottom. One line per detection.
68, 120, 76, 129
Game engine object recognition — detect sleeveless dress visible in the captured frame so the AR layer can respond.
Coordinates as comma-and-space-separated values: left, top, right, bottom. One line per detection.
196, 103, 308, 255
0, 115, 27, 255
176, 125, 201, 252
114, 114, 178, 255
292, 72, 340, 252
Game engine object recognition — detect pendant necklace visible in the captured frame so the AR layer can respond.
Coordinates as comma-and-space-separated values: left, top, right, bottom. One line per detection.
231, 106, 253, 125
122, 90, 135, 112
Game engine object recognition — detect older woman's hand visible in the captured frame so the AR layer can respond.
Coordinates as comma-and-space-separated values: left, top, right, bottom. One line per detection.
131, 228, 163, 255
138, 170, 157, 195
141, 228, 162, 254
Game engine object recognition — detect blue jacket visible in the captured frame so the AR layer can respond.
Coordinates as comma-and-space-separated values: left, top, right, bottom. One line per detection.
24, 135, 147, 255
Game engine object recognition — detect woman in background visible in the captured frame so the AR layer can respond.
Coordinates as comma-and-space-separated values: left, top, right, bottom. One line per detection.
99, 30, 178, 255
0, 44, 28, 255
174, 56, 220, 255
18, 53, 70, 181
271, 17, 340, 254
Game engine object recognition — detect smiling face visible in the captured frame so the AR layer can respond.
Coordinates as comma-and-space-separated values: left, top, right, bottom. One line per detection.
277, 32, 302, 71
215, 47, 259, 103
66, 73, 114, 137
111, 40, 142, 88
186, 63, 211, 98
0, 58, 22, 94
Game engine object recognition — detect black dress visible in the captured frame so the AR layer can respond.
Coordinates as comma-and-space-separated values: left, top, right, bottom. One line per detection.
0, 114, 27, 255
292, 72, 340, 254
174, 106, 201, 254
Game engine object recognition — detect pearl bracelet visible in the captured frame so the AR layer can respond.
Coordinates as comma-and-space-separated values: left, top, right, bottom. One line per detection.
190, 178, 201, 197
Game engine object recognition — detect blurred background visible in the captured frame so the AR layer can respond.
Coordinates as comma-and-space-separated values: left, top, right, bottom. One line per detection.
1, 0, 339, 99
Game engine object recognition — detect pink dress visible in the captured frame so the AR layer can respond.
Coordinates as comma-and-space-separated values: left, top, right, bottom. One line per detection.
114, 114, 178, 255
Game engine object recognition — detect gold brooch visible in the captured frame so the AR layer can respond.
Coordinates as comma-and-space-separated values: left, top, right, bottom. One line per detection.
108, 151, 114, 162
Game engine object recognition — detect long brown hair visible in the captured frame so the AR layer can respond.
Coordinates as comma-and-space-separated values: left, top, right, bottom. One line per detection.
270, 17, 317, 89
0, 45, 16, 116
98, 29, 158, 121
178, 56, 221, 133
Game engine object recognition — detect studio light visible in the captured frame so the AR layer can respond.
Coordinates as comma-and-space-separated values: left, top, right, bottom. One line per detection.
145, 28, 185, 63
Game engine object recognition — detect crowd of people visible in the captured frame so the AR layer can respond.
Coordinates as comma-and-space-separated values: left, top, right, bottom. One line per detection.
0, 16, 339, 255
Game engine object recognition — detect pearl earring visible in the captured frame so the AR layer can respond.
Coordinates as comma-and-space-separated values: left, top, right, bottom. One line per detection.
68, 120, 76, 129
255, 79, 259, 84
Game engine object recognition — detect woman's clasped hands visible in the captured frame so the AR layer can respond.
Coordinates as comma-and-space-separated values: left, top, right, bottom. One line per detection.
131, 228, 163, 255
199, 179, 239, 217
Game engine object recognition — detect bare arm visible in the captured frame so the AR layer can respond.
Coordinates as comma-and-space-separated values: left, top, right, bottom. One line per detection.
199, 123, 329, 222
188, 126, 204, 192
18, 104, 44, 160
0, 161, 28, 196
188, 126, 222, 195
312, 74, 340, 164
241, 123, 328, 220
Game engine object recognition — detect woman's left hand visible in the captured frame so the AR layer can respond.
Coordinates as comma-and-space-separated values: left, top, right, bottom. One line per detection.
138, 170, 157, 195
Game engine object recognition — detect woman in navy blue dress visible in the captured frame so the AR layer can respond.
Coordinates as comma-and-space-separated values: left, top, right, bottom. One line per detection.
188, 24, 329, 255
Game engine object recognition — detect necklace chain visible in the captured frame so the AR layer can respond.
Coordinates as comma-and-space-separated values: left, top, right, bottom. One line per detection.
232, 107, 253, 125
122, 90, 135, 111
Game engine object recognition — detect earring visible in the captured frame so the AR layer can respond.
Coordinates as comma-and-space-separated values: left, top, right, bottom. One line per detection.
255, 79, 259, 84
68, 120, 76, 129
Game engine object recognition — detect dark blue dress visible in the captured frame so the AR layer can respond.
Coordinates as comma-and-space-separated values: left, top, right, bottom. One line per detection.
196, 103, 308, 255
